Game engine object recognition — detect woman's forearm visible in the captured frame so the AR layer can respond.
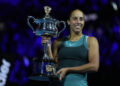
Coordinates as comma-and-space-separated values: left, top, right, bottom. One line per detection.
67, 62, 99, 73
47, 44, 54, 59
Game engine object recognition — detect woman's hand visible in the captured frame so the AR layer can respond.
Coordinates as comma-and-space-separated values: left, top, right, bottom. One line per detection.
41, 36, 51, 44
56, 68, 69, 80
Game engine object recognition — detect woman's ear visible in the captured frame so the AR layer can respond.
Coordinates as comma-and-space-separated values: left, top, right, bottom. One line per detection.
67, 20, 70, 25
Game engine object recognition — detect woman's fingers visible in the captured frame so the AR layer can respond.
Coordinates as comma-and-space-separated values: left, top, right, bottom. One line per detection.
56, 69, 61, 75
41, 36, 51, 44
41, 39, 49, 44
56, 68, 68, 80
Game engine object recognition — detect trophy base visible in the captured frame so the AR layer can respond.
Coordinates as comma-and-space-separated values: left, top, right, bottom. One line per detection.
28, 75, 49, 81
30, 57, 57, 81
28, 74, 58, 81
28, 74, 60, 86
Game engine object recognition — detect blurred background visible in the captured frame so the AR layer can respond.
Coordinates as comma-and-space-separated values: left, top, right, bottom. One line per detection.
0, 0, 120, 86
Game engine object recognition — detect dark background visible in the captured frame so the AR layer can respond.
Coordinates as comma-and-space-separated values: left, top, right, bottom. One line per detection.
0, 0, 120, 86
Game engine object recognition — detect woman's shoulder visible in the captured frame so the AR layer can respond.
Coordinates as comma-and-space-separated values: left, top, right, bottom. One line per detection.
53, 36, 68, 47
87, 36, 98, 42
55, 36, 68, 42
86, 35, 98, 48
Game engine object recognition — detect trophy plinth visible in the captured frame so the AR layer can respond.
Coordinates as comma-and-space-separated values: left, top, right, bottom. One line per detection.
27, 6, 66, 80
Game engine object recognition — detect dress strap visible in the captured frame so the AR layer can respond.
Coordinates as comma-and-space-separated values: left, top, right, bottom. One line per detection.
83, 35, 88, 50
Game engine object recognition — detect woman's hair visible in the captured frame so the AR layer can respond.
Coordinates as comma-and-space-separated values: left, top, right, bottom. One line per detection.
67, 9, 84, 20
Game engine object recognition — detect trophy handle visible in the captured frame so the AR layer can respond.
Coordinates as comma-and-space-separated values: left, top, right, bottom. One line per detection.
27, 16, 36, 33
57, 21, 66, 37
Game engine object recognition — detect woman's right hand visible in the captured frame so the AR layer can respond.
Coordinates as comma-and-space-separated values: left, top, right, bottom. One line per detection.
56, 68, 69, 80
41, 36, 51, 44
41, 36, 53, 58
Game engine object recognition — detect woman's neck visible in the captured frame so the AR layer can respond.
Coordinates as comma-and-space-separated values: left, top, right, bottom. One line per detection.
69, 32, 83, 41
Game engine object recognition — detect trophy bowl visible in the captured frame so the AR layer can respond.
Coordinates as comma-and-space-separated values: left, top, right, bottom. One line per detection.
27, 6, 66, 37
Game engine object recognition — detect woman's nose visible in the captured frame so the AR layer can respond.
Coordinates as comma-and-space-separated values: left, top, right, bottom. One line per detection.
76, 18, 81, 23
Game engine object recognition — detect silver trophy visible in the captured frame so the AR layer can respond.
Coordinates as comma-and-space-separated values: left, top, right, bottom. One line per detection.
27, 6, 66, 79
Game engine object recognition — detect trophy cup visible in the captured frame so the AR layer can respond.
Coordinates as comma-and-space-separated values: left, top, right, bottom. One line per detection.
27, 6, 66, 80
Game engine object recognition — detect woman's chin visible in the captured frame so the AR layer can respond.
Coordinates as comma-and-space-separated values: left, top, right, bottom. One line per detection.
74, 30, 81, 34
74, 29, 81, 33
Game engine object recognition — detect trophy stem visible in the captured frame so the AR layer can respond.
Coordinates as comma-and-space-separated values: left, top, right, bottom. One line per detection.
43, 42, 49, 60
43, 43, 47, 55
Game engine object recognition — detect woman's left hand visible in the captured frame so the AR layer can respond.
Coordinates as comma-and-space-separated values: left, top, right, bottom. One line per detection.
56, 68, 69, 80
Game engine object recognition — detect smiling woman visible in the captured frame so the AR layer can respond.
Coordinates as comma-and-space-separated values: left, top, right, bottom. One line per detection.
41, 9, 99, 86
67, 9, 85, 35
54, 9, 99, 86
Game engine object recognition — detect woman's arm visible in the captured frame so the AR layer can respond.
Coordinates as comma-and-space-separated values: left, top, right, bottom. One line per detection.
57, 37, 99, 80
52, 39, 61, 63
68, 37, 99, 72
41, 36, 53, 59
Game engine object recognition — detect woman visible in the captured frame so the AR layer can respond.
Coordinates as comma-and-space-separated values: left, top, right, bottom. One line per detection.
42, 9, 99, 86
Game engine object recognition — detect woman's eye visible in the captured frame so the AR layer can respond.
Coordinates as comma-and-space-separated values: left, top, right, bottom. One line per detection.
80, 17, 84, 21
73, 17, 77, 20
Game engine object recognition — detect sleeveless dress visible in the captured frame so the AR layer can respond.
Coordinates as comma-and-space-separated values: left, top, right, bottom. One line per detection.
57, 35, 89, 86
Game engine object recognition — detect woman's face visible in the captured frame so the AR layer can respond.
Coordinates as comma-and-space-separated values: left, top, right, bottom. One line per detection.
67, 10, 85, 34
